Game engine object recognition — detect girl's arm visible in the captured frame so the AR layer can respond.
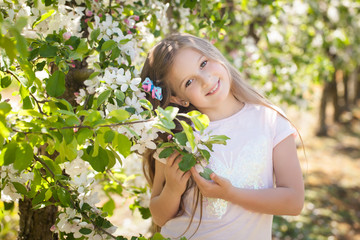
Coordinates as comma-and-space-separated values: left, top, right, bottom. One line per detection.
190, 135, 304, 215
150, 152, 191, 226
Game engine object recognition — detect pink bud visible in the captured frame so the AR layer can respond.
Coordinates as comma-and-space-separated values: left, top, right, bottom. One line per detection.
95, 0, 98, 2
67, 45, 74, 50
133, 15, 139, 21
63, 32, 71, 40
211, 39, 216, 44
84, 18, 90, 23
133, 25, 137, 29
4, 99, 10, 102
98, 13, 103, 17
127, 30, 132, 34
50, 225, 56, 232
124, 19, 130, 25
73, 128, 78, 133
192, 10, 197, 15
71, 64, 76, 68
85, 10, 93, 17
167, 135, 173, 141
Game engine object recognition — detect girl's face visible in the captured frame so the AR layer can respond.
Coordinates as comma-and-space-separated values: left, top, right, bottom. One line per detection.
167, 48, 234, 116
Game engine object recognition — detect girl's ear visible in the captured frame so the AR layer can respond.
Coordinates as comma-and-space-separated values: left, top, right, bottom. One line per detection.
170, 96, 189, 107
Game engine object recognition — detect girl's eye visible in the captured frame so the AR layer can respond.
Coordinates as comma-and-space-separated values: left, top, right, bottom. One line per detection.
200, 60, 207, 69
185, 79, 193, 88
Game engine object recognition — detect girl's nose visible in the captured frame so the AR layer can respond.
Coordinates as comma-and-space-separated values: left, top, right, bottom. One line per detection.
200, 72, 212, 88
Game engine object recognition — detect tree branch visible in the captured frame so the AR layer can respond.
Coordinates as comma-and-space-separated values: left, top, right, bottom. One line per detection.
6, 70, 47, 115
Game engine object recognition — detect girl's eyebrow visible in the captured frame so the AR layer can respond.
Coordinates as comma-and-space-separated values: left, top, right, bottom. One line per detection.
178, 54, 204, 88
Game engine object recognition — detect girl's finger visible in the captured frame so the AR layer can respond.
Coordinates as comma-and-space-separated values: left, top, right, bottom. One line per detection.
166, 151, 180, 167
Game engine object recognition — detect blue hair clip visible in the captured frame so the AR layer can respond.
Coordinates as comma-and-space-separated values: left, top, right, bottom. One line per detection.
142, 77, 163, 101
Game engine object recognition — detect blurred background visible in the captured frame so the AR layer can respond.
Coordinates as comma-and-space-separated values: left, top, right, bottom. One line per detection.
1, 0, 360, 239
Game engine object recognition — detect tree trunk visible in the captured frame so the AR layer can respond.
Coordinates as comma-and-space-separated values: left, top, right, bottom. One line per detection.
18, 198, 58, 240
331, 70, 341, 123
343, 70, 349, 109
355, 66, 360, 105
317, 79, 332, 136
17, 64, 91, 239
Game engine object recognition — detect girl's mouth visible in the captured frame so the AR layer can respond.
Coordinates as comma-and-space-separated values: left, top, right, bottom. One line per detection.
206, 80, 220, 96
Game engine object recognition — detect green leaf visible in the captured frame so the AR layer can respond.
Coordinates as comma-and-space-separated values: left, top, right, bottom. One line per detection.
79, 228, 92, 235
90, 28, 101, 41
139, 99, 153, 111
32, 9, 55, 28
114, 133, 131, 158
101, 40, 117, 52
114, 90, 125, 102
57, 188, 71, 207
158, 148, 174, 159
159, 118, 176, 130
83, 146, 109, 172
152, 232, 167, 240
102, 198, 115, 216
0, 37, 16, 62
46, 71, 65, 97
43, 158, 62, 175
38, 44, 58, 58
199, 167, 214, 180
0, 102, 12, 115
104, 130, 115, 143
138, 207, 151, 219
106, 149, 116, 169
3, 142, 17, 166
183, 0, 197, 8
13, 142, 33, 171
174, 132, 187, 146
179, 120, 195, 151
76, 128, 93, 145
32, 189, 46, 205
22, 96, 33, 109
188, 111, 210, 132
17, 58, 35, 87
158, 106, 178, 121
108, 109, 130, 122
76, 39, 88, 55
1, 75, 12, 88
12, 182, 28, 195
178, 153, 196, 172
200, 149, 210, 161
97, 89, 111, 107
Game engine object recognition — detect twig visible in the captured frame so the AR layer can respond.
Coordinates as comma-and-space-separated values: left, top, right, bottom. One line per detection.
6, 70, 47, 115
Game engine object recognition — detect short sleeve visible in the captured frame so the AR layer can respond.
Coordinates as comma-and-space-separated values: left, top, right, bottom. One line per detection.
272, 111, 296, 147
153, 148, 167, 164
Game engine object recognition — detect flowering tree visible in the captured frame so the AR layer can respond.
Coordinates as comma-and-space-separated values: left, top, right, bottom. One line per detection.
2, 0, 359, 239
0, 0, 231, 239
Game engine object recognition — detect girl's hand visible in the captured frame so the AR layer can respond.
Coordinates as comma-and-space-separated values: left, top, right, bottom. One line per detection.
163, 152, 191, 197
190, 167, 233, 200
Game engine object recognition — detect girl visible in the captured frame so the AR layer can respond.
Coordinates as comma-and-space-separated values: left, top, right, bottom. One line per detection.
141, 33, 304, 240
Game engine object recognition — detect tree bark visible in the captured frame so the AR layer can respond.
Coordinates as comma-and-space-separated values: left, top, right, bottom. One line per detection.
17, 64, 92, 239
18, 198, 58, 240
317, 79, 332, 136
331, 70, 341, 123
355, 66, 360, 105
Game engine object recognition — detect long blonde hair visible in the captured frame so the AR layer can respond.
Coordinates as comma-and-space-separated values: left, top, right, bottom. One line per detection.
140, 33, 300, 237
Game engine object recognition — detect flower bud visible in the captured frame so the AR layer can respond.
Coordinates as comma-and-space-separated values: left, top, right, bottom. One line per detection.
85, 10, 93, 17
63, 32, 71, 40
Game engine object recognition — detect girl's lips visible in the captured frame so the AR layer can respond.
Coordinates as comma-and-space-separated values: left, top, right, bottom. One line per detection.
206, 80, 220, 96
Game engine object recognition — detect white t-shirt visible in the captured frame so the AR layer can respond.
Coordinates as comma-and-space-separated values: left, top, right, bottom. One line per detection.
155, 103, 296, 240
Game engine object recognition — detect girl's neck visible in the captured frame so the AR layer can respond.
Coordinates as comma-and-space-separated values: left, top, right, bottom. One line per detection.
204, 95, 245, 122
